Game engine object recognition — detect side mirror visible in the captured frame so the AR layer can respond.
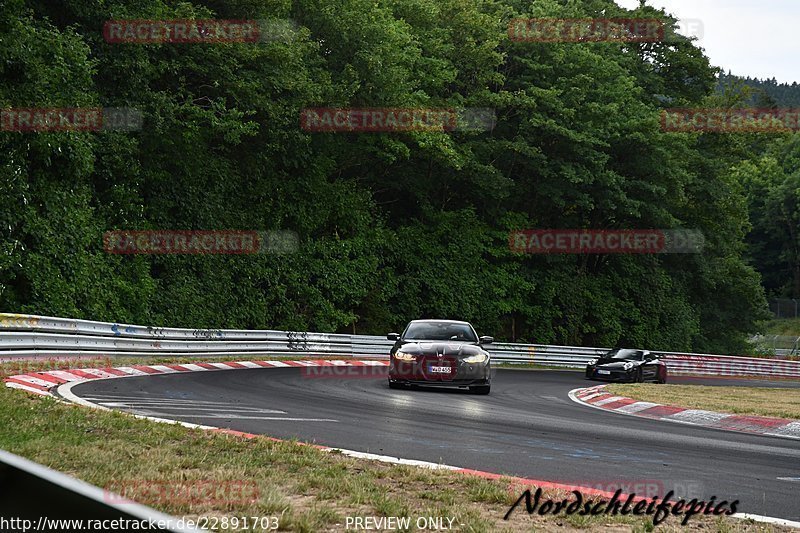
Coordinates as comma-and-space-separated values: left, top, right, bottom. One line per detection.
387, 333, 399, 341
479, 336, 494, 345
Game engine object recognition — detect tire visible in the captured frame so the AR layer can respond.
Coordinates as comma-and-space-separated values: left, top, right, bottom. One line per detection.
634, 368, 644, 383
388, 381, 402, 390
470, 385, 491, 395
656, 371, 667, 384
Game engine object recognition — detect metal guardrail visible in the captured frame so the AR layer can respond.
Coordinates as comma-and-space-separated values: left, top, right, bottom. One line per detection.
2, 313, 800, 378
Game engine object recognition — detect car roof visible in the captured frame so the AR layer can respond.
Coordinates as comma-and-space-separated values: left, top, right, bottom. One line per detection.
409, 319, 471, 325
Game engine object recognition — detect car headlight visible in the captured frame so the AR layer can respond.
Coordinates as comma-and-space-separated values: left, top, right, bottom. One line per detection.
394, 351, 415, 361
623, 362, 635, 370
588, 358, 598, 365
463, 353, 488, 363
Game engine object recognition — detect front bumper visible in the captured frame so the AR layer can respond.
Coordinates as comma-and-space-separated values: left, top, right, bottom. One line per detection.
585, 366, 636, 382
389, 356, 491, 384
390, 378, 491, 387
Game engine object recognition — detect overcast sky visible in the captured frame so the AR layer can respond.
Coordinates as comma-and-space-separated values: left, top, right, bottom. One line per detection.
615, 0, 800, 84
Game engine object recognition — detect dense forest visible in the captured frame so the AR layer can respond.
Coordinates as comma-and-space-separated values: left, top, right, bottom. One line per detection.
2, 0, 798, 353
718, 72, 800, 108
715, 75, 800, 302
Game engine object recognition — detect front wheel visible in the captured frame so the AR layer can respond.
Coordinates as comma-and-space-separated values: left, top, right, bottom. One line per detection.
634, 368, 644, 383
470, 385, 491, 395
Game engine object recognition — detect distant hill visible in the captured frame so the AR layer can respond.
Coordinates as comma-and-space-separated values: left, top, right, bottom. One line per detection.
717, 72, 800, 107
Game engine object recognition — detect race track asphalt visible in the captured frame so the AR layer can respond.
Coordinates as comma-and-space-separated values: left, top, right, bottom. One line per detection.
69, 368, 800, 522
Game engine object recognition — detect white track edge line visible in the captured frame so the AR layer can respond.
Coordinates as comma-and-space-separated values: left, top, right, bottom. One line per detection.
732, 513, 800, 528
567, 387, 800, 442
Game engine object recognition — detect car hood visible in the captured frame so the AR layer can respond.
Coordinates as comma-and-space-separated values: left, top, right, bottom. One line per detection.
595, 360, 642, 369
397, 341, 486, 357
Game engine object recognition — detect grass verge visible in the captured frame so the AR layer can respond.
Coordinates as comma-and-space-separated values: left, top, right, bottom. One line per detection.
0, 357, 791, 532
762, 318, 800, 337
607, 384, 800, 420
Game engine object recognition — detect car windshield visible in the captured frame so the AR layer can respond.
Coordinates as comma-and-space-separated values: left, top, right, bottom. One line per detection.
604, 349, 643, 361
403, 322, 478, 342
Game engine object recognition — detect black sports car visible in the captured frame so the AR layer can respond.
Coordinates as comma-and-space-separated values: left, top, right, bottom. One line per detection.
585, 348, 667, 383
387, 320, 493, 394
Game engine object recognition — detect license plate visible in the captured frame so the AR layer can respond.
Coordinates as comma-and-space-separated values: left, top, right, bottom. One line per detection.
429, 366, 452, 374
597, 370, 610, 375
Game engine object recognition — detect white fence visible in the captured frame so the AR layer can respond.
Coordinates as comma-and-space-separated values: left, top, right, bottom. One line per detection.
1, 313, 799, 378
749, 334, 800, 357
